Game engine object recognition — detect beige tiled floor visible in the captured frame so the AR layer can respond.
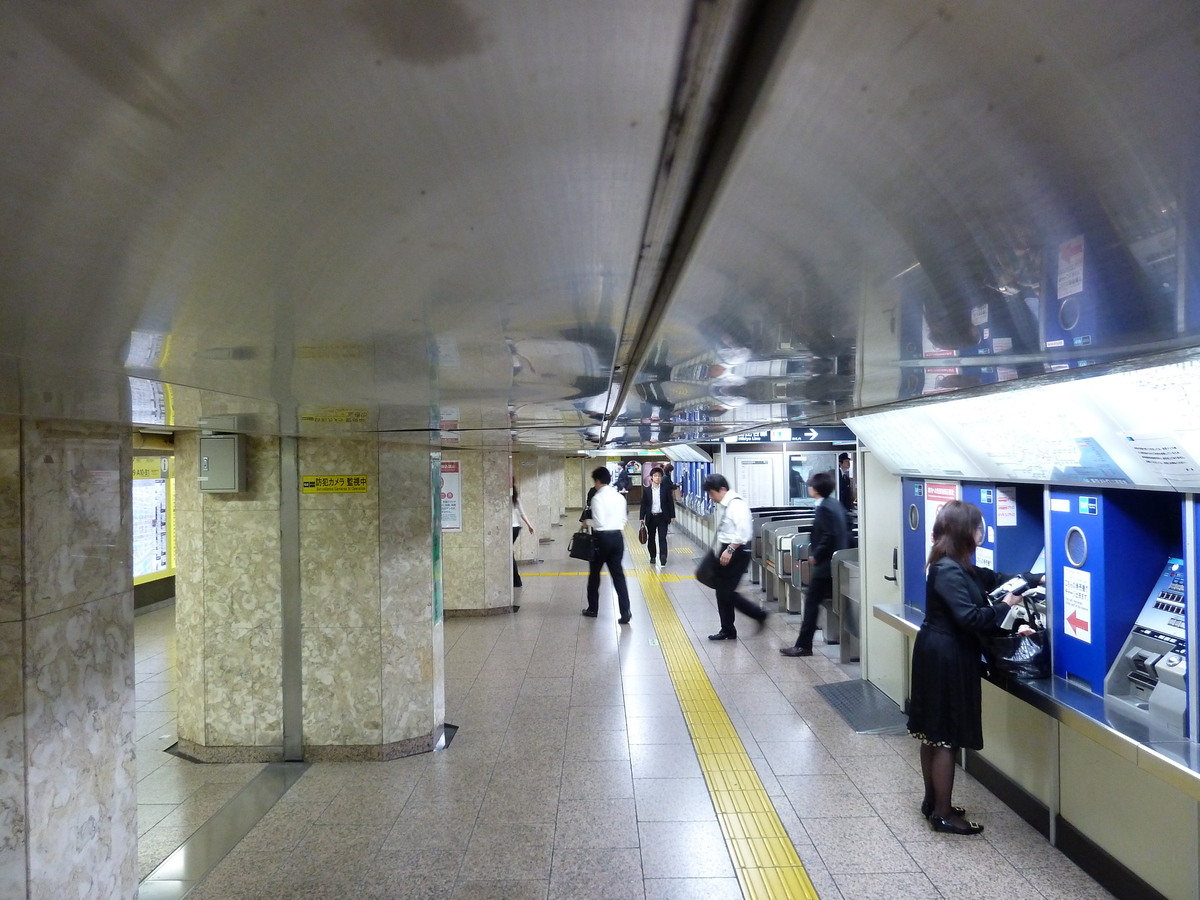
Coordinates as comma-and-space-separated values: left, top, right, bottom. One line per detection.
135, 525, 1115, 899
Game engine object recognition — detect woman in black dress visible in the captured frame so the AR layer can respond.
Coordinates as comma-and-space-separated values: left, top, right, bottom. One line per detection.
907, 500, 1037, 834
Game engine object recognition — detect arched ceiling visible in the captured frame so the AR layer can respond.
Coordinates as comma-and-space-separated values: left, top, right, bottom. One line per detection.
2, 0, 1198, 450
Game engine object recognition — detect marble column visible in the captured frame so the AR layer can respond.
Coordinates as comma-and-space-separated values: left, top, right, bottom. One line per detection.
175, 432, 443, 760
441, 447, 513, 616
174, 431, 284, 756
0, 417, 137, 900
565, 456, 584, 509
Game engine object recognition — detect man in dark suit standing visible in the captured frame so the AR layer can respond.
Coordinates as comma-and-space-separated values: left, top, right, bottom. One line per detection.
638, 466, 675, 569
837, 452, 856, 511
781, 470, 850, 656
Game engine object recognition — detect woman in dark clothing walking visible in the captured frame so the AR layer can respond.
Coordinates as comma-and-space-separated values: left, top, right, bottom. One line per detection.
907, 500, 1039, 834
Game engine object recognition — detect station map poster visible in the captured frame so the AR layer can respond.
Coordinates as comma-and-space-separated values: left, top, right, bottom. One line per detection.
734, 455, 777, 507
132, 456, 173, 583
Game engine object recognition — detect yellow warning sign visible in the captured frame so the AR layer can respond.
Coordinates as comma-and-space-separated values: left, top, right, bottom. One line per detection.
301, 475, 369, 493
300, 407, 370, 424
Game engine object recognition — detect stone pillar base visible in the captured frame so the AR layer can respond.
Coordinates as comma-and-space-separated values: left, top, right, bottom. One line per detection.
444, 606, 516, 618
175, 731, 440, 763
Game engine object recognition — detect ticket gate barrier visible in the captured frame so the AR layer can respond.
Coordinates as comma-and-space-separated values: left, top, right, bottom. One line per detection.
750, 508, 811, 584
832, 549, 860, 663
762, 518, 813, 604
773, 528, 811, 609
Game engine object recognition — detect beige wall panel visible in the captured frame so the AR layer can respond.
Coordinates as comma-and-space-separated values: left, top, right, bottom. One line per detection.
978, 681, 1055, 804
301, 626, 383, 746
565, 457, 583, 510
1060, 724, 1199, 900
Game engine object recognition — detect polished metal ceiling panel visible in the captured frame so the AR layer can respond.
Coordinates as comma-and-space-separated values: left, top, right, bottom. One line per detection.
619, 0, 1200, 445
2, 1, 1199, 450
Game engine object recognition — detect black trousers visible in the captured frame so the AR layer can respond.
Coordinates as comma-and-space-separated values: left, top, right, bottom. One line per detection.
645, 512, 670, 563
714, 544, 759, 635
512, 526, 522, 586
586, 530, 631, 618
796, 574, 833, 649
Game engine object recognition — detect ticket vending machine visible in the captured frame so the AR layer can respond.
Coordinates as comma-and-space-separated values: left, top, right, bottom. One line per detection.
1048, 488, 1180, 695
962, 482, 1044, 575
1103, 558, 1188, 736
902, 479, 961, 612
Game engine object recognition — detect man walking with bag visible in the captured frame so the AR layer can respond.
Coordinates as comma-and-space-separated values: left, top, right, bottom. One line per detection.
703, 473, 766, 640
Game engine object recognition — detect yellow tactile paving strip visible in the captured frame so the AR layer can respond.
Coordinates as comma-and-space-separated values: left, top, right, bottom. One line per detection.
627, 527, 818, 900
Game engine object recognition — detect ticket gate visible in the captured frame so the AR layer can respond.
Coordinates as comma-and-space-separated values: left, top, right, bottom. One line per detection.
762, 518, 812, 604
786, 536, 811, 613
832, 549, 860, 663
750, 508, 810, 584
773, 527, 812, 609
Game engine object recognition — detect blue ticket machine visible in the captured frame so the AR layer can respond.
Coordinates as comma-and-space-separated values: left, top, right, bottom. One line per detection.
1048, 488, 1180, 695
902, 478, 929, 611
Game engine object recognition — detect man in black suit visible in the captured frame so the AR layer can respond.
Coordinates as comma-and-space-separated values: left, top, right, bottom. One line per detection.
781, 470, 850, 656
837, 452, 856, 511
638, 466, 676, 568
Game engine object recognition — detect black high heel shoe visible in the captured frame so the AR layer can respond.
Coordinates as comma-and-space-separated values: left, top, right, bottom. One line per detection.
920, 800, 966, 819
929, 814, 983, 835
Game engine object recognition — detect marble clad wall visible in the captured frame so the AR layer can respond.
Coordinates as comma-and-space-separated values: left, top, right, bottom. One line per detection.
5, 420, 137, 900
299, 437, 382, 746
535, 455, 553, 536
548, 457, 565, 521
175, 432, 284, 750
441, 448, 512, 613
378, 438, 441, 746
174, 430, 442, 756
564, 456, 583, 510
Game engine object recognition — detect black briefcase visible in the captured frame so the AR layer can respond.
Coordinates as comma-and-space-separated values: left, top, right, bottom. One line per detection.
568, 531, 596, 562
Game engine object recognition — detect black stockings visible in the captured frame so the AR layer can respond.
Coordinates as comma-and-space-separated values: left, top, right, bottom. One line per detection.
920, 743, 961, 820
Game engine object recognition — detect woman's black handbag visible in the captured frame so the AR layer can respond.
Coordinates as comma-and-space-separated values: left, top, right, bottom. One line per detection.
987, 599, 1049, 679
568, 531, 595, 562
694, 550, 720, 588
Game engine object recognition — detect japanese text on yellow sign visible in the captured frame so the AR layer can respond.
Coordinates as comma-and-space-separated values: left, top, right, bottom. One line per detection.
301, 475, 369, 493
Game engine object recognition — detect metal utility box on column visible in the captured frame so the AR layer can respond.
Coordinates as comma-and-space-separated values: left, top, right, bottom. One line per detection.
198, 433, 246, 493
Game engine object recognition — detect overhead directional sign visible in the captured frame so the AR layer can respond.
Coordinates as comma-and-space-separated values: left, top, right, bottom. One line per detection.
725, 425, 856, 444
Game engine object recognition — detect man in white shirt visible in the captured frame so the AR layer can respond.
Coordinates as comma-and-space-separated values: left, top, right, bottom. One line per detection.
583, 466, 633, 624
702, 473, 766, 639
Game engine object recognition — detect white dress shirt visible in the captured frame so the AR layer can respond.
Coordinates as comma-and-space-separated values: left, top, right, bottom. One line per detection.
590, 484, 628, 531
715, 489, 753, 547
650, 484, 662, 515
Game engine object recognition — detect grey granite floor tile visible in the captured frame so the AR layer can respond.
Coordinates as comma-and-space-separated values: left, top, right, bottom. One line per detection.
905, 839, 1045, 900
633, 777, 717, 822
642, 877, 743, 900
628, 743, 700, 779
559, 758, 634, 799
637, 821, 734, 879
137, 825, 194, 880
548, 847, 645, 900
450, 880, 548, 900
864, 791, 942, 842
625, 716, 693, 745
802, 861, 845, 900
154, 782, 244, 830
565, 728, 631, 761
802, 815, 920, 874
807, 724, 900, 758
383, 807, 478, 854
831, 871, 940, 899
838, 752, 926, 794
520, 677, 574, 698
138, 803, 177, 835
477, 781, 562, 824
777, 773, 875, 818
739, 713, 819, 743
460, 823, 555, 881
235, 800, 328, 853
758, 740, 843, 777
622, 676, 676, 696
568, 704, 630, 730
186, 851, 289, 900
1021, 864, 1117, 900
554, 798, 639, 849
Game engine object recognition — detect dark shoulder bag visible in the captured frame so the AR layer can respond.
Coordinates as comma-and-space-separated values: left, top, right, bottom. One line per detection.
694, 503, 731, 588
568, 529, 596, 562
